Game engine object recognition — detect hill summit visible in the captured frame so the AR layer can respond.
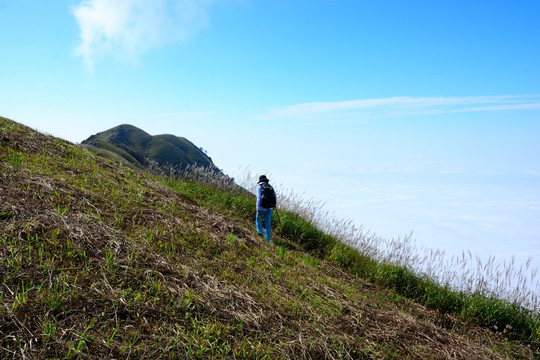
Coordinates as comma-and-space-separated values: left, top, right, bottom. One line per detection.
82, 124, 215, 172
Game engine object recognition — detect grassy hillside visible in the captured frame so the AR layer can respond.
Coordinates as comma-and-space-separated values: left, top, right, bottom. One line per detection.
81, 124, 215, 171
0, 117, 538, 359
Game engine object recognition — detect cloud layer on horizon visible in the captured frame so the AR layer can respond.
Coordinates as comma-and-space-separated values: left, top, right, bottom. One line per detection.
73, 0, 214, 69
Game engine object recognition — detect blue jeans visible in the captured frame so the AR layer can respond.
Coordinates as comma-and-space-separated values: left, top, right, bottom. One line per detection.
256, 209, 273, 242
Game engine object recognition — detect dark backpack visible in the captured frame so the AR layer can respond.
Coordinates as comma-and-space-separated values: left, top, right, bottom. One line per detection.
260, 183, 276, 209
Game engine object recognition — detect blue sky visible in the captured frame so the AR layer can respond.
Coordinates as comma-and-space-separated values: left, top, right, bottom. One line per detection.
1, 1, 539, 282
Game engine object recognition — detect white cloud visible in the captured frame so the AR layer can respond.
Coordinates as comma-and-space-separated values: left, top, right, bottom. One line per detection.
72, 0, 214, 69
262, 95, 540, 121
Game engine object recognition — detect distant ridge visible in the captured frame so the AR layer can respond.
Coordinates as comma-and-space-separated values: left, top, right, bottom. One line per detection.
82, 124, 216, 172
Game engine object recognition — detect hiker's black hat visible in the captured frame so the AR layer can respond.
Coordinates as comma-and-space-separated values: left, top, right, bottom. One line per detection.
259, 175, 269, 183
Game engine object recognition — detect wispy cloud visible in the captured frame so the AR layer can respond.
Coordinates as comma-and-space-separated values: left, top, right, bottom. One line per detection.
72, 0, 214, 70
261, 95, 540, 121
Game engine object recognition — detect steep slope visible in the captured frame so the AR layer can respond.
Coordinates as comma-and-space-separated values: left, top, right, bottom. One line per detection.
82, 124, 215, 171
0, 117, 537, 359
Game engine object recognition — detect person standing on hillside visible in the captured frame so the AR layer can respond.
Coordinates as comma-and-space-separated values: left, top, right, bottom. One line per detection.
256, 175, 277, 242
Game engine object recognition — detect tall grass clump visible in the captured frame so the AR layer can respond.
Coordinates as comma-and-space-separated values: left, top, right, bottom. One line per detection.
155, 163, 240, 192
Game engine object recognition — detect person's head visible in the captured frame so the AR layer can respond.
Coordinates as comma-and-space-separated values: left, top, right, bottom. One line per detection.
259, 175, 269, 183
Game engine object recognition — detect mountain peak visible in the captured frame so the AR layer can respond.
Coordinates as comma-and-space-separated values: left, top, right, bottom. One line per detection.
82, 124, 214, 171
